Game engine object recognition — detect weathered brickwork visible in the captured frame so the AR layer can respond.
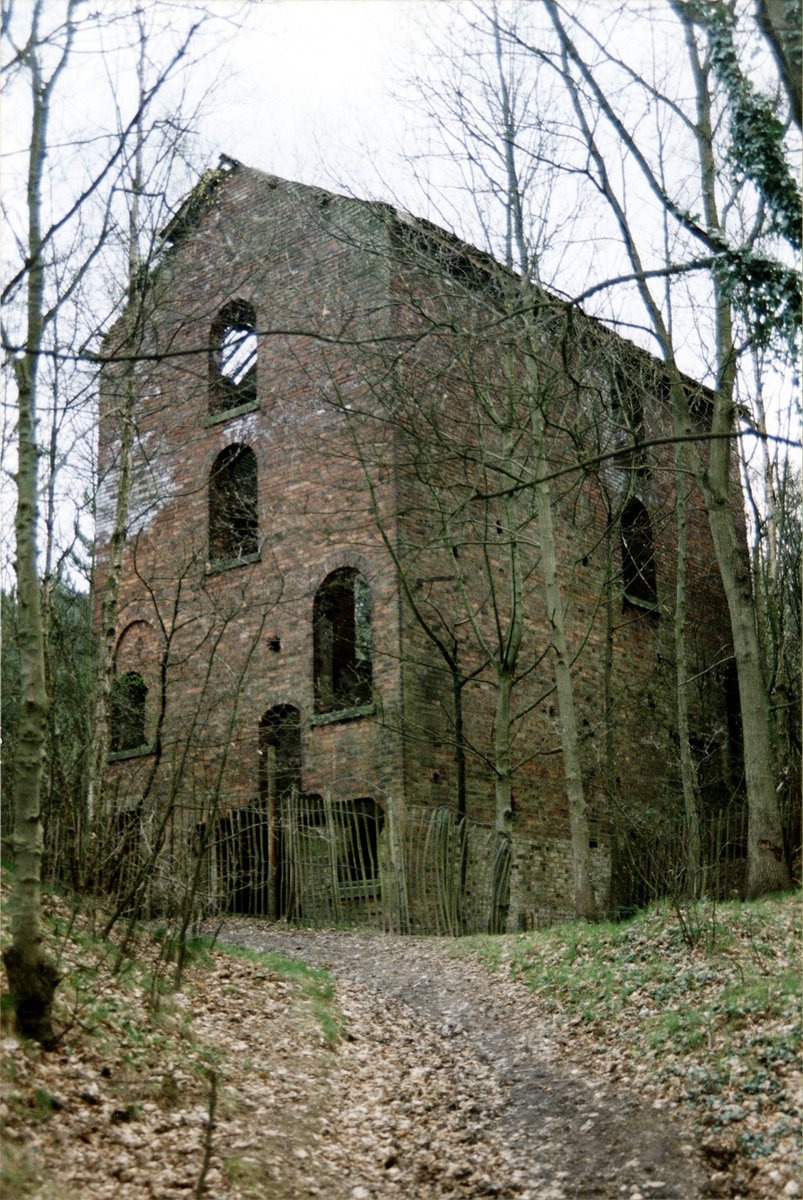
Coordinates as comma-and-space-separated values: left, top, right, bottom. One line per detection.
97, 159, 745, 929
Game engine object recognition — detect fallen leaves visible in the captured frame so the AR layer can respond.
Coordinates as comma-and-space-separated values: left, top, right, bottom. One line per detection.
1, 892, 800, 1199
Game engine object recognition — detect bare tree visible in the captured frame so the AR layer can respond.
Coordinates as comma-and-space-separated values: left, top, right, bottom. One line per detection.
363, 5, 603, 922
85, 4, 209, 846
0, 0, 214, 1041
1, 0, 80, 1046
485, 0, 797, 897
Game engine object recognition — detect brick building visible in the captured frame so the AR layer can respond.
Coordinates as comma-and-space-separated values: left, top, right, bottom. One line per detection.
97, 157, 743, 931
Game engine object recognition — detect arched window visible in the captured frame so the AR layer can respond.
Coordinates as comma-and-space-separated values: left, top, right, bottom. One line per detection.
313, 568, 372, 713
259, 705, 302, 805
210, 299, 257, 413
209, 444, 258, 564
620, 498, 657, 607
110, 672, 148, 752
110, 620, 158, 755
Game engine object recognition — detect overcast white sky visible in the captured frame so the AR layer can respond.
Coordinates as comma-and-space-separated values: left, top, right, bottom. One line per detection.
206, 1, 426, 186
165, 0, 447, 212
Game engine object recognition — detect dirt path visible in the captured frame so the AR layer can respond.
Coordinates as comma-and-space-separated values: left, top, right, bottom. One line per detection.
207, 921, 709, 1200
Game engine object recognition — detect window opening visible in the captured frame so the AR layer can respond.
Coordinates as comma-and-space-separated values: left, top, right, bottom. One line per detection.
258, 706, 301, 919
106, 809, 141, 899
313, 568, 372, 713
209, 444, 258, 564
110, 672, 147, 752
259, 705, 302, 806
620, 498, 657, 607
210, 299, 257, 413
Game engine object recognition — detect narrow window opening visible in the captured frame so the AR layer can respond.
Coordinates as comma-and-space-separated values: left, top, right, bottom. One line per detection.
210, 299, 257, 414
313, 568, 372, 713
107, 809, 142, 897
259, 705, 302, 807
209, 444, 258, 564
611, 363, 646, 473
621, 498, 657, 607
110, 672, 147, 751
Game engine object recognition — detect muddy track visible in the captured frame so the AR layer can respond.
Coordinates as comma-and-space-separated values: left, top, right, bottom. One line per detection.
206, 922, 709, 1200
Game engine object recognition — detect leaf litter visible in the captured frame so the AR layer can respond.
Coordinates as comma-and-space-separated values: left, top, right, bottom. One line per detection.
1, 891, 799, 1199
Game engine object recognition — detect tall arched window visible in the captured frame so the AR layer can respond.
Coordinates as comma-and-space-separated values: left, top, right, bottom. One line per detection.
110, 672, 148, 752
259, 705, 302, 805
209, 444, 258, 564
313, 568, 372, 713
110, 620, 158, 754
209, 299, 257, 414
620, 498, 657, 607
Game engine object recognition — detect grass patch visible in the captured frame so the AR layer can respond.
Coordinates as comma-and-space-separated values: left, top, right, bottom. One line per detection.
458, 892, 801, 1175
212, 942, 343, 1046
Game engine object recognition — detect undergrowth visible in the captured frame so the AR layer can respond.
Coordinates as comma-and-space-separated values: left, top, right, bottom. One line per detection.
459, 892, 801, 1180
1, 889, 342, 1199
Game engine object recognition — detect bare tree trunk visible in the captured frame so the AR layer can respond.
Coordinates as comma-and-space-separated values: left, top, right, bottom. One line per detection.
544, 0, 790, 898
681, 17, 790, 896
533, 435, 597, 918
492, 5, 597, 918
2, 0, 73, 1043
4, 349, 61, 1045
704, 459, 790, 895
674, 445, 702, 898
86, 11, 147, 838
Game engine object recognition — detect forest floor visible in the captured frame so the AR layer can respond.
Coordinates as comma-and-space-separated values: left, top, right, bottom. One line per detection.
0, 892, 799, 1200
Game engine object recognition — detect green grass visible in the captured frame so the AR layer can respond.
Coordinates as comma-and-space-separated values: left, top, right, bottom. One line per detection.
457, 892, 801, 1165
200, 940, 343, 1046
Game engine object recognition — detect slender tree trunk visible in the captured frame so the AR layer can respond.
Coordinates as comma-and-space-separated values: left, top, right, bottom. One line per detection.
492, 14, 595, 917
533, 437, 597, 918
703, 469, 789, 895
684, 18, 790, 895
2, 0, 68, 1042
487, 404, 526, 932
4, 354, 61, 1045
546, 0, 791, 899
490, 667, 514, 931
86, 392, 137, 833
674, 446, 702, 897
86, 14, 147, 843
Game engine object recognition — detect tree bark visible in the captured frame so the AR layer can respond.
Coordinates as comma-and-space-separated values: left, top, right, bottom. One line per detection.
533, 435, 597, 919
674, 446, 702, 898
3, 0, 69, 1042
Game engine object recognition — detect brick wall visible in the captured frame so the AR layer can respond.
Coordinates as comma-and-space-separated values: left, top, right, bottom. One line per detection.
97, 162, 743, 927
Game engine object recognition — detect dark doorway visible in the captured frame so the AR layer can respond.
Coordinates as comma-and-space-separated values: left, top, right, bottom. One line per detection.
336, 797, 384, 899
258, 705, 302, 917
215, 808, 271, 915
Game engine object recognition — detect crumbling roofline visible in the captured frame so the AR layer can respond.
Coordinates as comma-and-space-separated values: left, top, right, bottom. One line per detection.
152, 155, 713, 409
